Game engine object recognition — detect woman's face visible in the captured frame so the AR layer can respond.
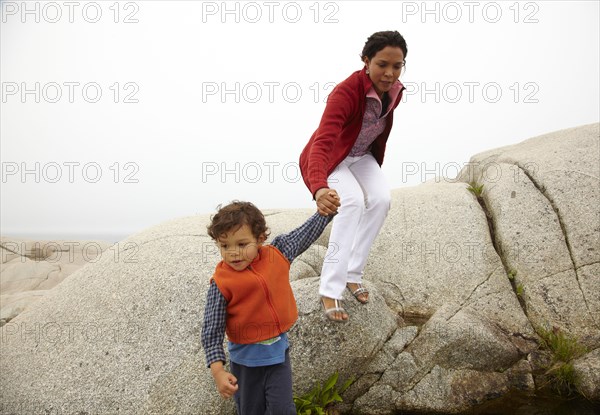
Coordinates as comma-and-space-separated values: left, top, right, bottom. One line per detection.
364, 46, 405, 97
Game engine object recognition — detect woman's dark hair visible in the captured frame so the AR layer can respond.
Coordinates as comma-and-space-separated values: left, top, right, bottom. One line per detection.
361, 30, 407, 61
207, 201, 270, 241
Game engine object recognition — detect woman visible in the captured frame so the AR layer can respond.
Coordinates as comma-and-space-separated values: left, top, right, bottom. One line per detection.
299, 30, 407, 322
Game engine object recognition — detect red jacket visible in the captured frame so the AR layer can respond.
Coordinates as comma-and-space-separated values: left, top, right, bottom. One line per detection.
211, 245, 298, 344
299, 68, 405, 197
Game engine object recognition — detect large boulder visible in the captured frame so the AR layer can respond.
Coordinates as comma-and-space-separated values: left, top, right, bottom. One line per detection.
1, 123, 598, 414
289, 278, 397, 394
0, 237, 112, 325
0, 211, 393, 415
0, 224, 226, 414
457, 123, 600, 348
366, 180, 535, 337
354, 305, 535, 414
354, 177, 540, 413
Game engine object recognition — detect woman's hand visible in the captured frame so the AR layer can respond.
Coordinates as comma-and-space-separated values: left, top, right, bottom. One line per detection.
315, 188, 341, 216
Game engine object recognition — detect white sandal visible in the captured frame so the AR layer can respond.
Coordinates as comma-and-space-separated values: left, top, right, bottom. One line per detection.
321, 297, 349, 322
347, 283, 369, 304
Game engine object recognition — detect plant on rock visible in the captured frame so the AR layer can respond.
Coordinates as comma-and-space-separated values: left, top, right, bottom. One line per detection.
294, 372, 354, 415
467, 182, 484, 197
537, 325, 588, 396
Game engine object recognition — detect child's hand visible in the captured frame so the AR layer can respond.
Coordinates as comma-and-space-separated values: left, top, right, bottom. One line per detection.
214, 370, 238, 399
315, 188, 341, 216
210, 362, 239, 399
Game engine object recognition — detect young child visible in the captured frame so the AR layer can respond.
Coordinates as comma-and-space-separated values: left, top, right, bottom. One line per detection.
201, 200, 337, 414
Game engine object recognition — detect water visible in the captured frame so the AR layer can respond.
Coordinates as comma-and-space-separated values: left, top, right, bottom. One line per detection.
394, 392, 600, 415
464, 391, 600, 415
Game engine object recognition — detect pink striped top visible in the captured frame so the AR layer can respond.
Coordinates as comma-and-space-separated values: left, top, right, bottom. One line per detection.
349, 82, 402, 157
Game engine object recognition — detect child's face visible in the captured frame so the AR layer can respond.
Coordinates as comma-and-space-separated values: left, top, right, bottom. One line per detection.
217, 224, 265, 271
364, 46, 405, 97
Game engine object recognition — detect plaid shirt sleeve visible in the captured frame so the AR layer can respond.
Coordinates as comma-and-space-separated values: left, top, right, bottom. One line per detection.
271, 212, 333, 263
201, 281, 227, 368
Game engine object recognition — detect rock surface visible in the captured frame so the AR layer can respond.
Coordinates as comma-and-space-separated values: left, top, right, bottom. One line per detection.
573, 348, 600, 400
0, 237, 112, 325
458, 123, 600, 347
0, 123, 598, 414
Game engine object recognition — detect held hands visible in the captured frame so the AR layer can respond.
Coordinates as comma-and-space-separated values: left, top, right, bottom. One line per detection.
315, 188, 341, 216
210, 362, 238, 399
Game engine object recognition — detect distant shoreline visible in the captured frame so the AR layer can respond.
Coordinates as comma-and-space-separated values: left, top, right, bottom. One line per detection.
1, 233, 128, 244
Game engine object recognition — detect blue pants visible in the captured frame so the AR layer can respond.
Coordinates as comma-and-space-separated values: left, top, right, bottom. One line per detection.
230, 349, 296, 415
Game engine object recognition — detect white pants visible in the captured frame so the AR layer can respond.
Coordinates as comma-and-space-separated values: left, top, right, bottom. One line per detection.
320, 153, 391, 299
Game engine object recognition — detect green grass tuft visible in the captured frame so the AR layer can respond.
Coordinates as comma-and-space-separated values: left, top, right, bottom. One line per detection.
536, 325, 588, 396
538, 326, 587, 363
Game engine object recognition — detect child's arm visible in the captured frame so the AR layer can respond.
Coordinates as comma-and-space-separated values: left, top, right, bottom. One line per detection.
271, 210, 335, 263
201, 282, 238, 398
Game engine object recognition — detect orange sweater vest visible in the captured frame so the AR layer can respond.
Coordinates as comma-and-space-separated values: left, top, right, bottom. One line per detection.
212, 245, 298, 344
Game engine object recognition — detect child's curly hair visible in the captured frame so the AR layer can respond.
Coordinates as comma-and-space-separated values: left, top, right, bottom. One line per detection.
207, 201, 270, 241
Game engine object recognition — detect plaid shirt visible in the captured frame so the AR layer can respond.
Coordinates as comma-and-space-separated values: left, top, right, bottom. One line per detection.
201, 212, 332, 367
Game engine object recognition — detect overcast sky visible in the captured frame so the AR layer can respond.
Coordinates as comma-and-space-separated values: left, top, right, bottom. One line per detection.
1, 0, 599, 241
